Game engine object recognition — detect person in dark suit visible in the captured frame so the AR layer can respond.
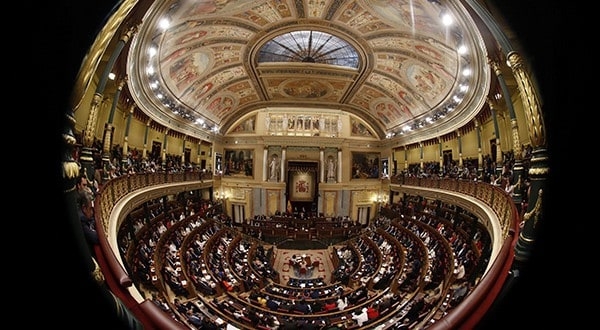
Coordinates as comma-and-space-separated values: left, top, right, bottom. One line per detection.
348, 284, 368, 304
266, 297, 281, 311
405, 295, 426, 323
294, 299, 311, 314
278, 316, 298, 330
185, 309, 203, 328
78, 193, 99, 253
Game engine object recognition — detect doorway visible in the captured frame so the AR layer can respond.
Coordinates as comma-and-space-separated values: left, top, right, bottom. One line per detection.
443, 150, 453, 169
490, 139, 497, 162
184, 148, 191, 164
151, 141, 162, 160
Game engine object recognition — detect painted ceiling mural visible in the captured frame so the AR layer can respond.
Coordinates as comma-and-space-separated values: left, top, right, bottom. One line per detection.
127, 0, 490, 141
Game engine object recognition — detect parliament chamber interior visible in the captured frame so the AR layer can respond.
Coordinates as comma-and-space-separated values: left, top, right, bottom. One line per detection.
54, 0, 566, 329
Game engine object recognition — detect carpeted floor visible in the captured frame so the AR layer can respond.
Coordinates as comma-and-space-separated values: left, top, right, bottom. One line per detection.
273, 248, 335, 284
275, 239, 328, 250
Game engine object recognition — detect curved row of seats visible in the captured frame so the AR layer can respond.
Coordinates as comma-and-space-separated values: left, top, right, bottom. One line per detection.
115, 191, 493, 329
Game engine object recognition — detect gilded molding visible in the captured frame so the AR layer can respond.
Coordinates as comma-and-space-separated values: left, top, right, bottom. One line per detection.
531, 155, 550, 162
120, 25, 138, 45
71, 0, 139, 112
523, 189, 543, 229
63, 161, 80, 180
83, 93, 103, 147
507, 51, 546, 148
489, 60, 502, 77
92, 257, 106, 285
511, 124, 522, 159
528, 167, 549, 176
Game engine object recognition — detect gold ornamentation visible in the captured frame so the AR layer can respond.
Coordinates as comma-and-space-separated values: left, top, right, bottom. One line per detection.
507, 51, 546, 148
528, 167, 549, 175
63, 162, 80, 180
523, 189, 542, 228
92, 257, 106, 285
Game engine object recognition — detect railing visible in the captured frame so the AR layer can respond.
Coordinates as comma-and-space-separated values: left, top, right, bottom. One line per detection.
391, 175, 517, 240
391, 175, 520, 328
93, 171, 212, 330
93, 172, 518, 329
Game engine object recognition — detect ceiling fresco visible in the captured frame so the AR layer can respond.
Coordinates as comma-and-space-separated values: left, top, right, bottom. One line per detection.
125, 0, 493, 141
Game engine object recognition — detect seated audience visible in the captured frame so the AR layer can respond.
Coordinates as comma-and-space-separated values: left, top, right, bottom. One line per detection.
352, 307, 369, 326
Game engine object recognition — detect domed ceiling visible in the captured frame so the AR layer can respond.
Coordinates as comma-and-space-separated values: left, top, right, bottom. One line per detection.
124, 0, 496, 143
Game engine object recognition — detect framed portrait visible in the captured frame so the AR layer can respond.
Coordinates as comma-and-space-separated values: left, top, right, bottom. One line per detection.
223, 149, 254, 178
351, 152, 380, 179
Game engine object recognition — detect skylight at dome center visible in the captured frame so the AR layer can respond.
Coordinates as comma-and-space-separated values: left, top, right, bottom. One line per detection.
258, 30, 359, 68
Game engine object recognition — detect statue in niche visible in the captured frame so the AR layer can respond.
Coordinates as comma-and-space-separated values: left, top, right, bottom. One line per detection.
326, 155, 336, 182
269, 154, 280, 181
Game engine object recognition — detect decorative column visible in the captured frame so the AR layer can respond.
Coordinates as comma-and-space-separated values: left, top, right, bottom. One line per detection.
404, 146, 408, 172
142, 121, 150, 160
438, 137, 443, 173
182, 135, 187, 165
475, 119, 483, 177
263, 146, 268, 181
121, 104, 134, 168
508, 51, 548, 264
457, 130, 463, 168
337, 148, 342, 182
320, 147, 325, 183
492, 60, 522, 157
280, 146, 287, 182
391, 149, 397, 176
488, 99, 503, 176
419, 142, 424, 170
492, 60, 525, 188
79, 27, 136, 182
101, 78, 126, 180
162, 129, 169, 168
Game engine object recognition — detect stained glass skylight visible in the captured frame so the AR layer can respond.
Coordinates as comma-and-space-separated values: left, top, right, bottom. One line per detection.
257, 30, 359, 68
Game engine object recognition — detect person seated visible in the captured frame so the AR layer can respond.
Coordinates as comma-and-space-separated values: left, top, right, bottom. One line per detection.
352, 307, 369, 326
348, 285, 367, 304
257, 295, 267, 307
336, 296, 348, 311
185, 309, 204, 328
266, 297, 280, 311
293, 299, 311, 314
310, 289, 320, 299
78, 193, 99, 253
